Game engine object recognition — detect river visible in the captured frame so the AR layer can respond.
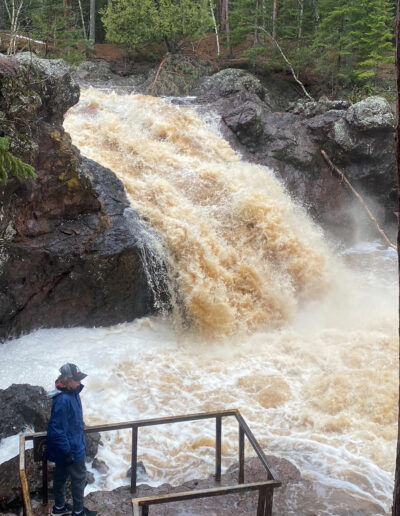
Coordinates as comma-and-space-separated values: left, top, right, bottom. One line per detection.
1, 88, 397, 515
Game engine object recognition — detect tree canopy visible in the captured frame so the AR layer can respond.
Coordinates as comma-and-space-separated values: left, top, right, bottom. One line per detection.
0, 0, 396, 93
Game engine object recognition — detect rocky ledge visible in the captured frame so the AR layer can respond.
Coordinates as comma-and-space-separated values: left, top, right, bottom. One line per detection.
0, 54, 159, 341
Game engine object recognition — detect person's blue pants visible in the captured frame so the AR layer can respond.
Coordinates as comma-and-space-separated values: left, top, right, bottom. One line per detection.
53, 460, 86, 513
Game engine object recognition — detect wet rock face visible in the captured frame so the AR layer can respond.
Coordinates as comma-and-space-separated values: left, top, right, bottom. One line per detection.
0, 384, 50, 439
197, 70, 396, 238
0, 56, 156, 340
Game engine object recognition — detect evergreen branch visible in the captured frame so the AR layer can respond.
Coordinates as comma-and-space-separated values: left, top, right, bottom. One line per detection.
0, 136, 37, 185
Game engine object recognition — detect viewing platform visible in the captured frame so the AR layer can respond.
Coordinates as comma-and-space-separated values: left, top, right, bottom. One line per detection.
19, 409, 281, 515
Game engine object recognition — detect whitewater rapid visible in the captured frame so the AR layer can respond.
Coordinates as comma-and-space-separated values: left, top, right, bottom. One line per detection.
0, 89, 397, 515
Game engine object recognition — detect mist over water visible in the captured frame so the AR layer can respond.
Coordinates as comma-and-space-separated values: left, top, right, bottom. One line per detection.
1, 89, 396, 515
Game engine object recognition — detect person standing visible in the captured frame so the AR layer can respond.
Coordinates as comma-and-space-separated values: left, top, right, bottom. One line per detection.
46, 363, 97, 516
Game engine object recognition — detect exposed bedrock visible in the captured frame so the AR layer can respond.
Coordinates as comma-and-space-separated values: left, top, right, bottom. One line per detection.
0, 54, 157, 341
194, 69, 397, 241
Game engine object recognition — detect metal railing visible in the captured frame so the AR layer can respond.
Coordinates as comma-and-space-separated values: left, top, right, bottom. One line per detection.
19, 409, 281, 516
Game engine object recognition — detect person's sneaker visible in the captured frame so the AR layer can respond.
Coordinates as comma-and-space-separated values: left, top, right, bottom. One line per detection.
72, 508, 97, 516
51, 503, 73, 515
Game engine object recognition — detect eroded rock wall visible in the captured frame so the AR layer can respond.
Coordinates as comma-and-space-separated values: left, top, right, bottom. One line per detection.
0, 54, 157, 340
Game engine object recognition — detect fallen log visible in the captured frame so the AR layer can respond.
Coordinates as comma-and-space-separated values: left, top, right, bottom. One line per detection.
321, 149, 396, 251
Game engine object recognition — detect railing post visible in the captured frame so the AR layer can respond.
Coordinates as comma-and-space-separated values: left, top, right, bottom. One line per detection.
264, 487, 273, 516
257, 487, 266, 516
131, 425, 138, 494
238, 425, 244, 484
215, 416, 221, 482
132, 502, 141, 516
42, 457, 48, 505
142, 505, 149, 516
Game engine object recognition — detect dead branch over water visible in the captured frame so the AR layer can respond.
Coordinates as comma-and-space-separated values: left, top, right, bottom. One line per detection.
321, 149, 396, 251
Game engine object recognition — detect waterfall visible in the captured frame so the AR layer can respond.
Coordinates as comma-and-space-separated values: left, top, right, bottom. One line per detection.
64, 88, 332, 338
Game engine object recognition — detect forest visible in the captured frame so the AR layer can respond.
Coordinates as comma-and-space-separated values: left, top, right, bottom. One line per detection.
0, 0, 397, 96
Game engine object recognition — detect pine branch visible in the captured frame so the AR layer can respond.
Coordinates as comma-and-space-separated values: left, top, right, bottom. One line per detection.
0, 136, 37, 185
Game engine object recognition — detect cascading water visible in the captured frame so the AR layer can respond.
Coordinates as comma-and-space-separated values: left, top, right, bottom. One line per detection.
64, 89, 332, 337
0, 88, 397, 515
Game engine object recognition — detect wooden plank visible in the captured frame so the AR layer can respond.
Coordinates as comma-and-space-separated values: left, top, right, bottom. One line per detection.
19, 434, 25, 469
19, 470, 34, 516
132, 502, 141, 516
132, 480, 281, 506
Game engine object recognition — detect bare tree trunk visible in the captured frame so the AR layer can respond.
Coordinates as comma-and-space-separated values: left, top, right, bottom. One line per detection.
258, 26, 314, 101
89, 0, 96, 42
254, 0, 259, 45
392, 1, 400, 511
63, 0, 72, 29
310, 0, 319, 31
224, 0, 232, 57
77, 0, 87, 39
209, 0, 220, 56
261, 0, 267, 42
272, 0, 278, 40
297, 0, 303, 45
4, 0, 24, 54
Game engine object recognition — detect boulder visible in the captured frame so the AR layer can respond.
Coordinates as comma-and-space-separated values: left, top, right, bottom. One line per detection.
193, 68, 267, 103
0, 384, 50, 439
344, 96, 395, 131
0, 55, 161, 340
73, 59, 143, 90
0, 449, 41, 507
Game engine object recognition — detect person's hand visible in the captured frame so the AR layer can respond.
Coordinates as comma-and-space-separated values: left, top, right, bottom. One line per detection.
65, 453, 74, 465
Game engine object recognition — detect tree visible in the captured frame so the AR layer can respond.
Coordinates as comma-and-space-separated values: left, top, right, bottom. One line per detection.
313, 0, 394, 85
272, 0, 278, 39
28, 0, 89, 62
352, 0, 394, 80
89, 0, 95, 42
3, 0, 25, 54
102, 0, 209, 53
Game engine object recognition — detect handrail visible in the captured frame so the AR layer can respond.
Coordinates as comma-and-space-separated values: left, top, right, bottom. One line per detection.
132, 481, 281, 516
234, 411, 278, 480
19, 409, 281, 516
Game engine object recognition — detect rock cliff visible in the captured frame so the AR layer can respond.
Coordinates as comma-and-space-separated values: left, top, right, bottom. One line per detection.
194, 69, 397, 241
0, 54, 157, 341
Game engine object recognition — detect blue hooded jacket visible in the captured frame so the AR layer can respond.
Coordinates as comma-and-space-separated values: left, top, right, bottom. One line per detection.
46, 383, 86, 465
